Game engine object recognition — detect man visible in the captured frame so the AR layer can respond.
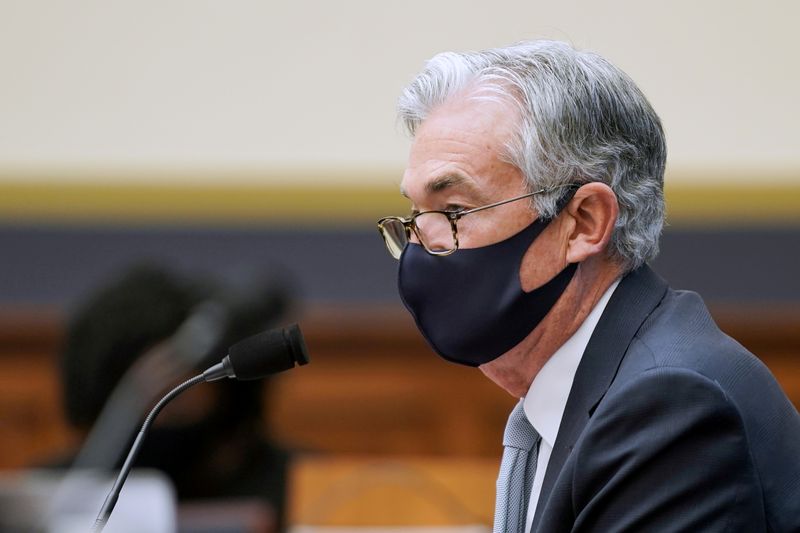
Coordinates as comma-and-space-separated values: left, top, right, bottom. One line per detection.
377, 41, 800, 532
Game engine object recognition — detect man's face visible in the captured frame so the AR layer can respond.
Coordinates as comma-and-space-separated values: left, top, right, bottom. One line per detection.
400, 93, 565, 290
400, 94, 534, 250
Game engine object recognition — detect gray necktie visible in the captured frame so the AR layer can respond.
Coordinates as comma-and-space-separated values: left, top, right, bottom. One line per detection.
493, 401, 541, 533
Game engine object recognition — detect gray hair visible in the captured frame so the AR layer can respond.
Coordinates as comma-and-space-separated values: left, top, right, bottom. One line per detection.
398, 40, 666, 271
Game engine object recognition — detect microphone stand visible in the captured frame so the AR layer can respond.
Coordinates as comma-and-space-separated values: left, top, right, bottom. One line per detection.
92, 374, 206, 532
90, 323, 307, 531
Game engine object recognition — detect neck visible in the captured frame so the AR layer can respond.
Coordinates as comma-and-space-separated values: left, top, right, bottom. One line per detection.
479, 257, 622, 397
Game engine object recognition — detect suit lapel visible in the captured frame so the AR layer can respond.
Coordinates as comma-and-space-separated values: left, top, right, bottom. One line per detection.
532, 265, 668, 528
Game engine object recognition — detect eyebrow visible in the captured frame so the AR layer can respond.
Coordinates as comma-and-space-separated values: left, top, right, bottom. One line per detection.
400, 173, 487, 202
427, 173, 468, 194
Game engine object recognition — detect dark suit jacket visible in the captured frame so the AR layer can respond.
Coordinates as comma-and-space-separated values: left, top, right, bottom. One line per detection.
532, 266, 800, 532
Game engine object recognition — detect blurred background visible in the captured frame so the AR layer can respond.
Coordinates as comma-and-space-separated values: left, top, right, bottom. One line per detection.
0, 1, 798, 531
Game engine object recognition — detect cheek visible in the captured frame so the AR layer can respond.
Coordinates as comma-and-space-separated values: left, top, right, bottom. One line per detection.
519, 222, 566, 292
456, 216, 512, 248
459, 205, 536, 249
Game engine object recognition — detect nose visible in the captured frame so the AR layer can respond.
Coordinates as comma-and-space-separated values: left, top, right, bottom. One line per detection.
423, 232, 454, 252
414, 213, 454, 252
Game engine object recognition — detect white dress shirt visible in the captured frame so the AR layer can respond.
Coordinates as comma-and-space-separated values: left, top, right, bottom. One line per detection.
522, 279, 620, 533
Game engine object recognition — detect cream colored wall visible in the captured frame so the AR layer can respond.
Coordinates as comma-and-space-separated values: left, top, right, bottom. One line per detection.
0, 0, 797, 185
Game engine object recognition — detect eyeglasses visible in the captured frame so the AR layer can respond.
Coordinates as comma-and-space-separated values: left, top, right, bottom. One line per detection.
377, 186, 571, 259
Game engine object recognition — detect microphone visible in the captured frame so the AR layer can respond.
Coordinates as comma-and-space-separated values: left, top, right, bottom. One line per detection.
92, 323, 310, 532
203, 323, 309, 382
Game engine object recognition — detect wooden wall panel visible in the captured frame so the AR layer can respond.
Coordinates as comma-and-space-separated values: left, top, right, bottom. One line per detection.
0, 312, 78, 470
0, 306, 797, 470
288, 456, 499, 527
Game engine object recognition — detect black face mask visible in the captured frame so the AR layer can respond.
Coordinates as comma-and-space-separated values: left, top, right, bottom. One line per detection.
398, 217, 577, 366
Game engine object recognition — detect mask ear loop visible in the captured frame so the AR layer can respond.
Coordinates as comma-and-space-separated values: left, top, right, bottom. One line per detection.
548, 183, 582, 220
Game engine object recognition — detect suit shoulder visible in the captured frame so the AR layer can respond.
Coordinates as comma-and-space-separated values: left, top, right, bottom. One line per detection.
605, 290, 800, 531
622, 288, 770, 382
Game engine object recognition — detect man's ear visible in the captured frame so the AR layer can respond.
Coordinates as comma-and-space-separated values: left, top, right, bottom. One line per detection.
564, 182, 618, 263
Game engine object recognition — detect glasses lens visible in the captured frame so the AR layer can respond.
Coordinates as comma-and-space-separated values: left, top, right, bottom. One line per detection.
378, 218, 408, 259
414, 212, 456, 254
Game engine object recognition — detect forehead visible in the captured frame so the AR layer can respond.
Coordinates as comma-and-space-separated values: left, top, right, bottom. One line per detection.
400, 93, 522, 201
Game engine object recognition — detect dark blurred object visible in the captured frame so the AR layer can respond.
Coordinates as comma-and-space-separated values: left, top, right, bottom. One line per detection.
178, 500, 276, 533
54, 263, 295, 531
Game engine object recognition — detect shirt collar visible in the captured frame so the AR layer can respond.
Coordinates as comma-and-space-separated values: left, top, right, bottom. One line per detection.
522, 278, 620, 447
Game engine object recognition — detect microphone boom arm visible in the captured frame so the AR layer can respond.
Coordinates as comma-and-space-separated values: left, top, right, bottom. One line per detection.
92, 374, 205, 532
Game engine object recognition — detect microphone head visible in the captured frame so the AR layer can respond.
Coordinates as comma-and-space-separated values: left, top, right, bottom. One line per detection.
227, 323, 309, 380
